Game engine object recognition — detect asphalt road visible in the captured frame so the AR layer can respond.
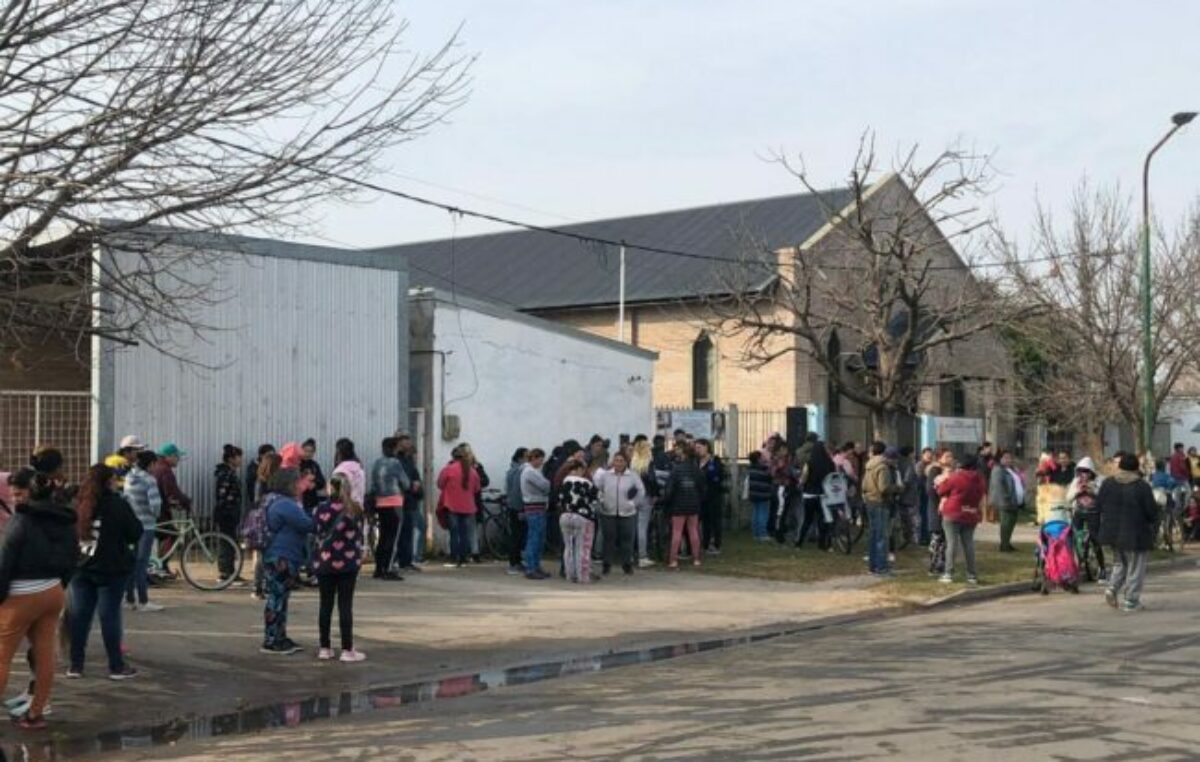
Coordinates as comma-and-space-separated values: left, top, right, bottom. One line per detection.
89, 563, 1200, 761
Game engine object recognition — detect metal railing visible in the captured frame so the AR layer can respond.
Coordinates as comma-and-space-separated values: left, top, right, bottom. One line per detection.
0, 390, 92, 483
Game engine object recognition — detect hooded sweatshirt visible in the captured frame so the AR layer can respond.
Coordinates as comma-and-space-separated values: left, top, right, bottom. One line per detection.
1065, 456, 1100, 507
0, 498, 79, 601
332, 460, 367, 505
861, 455, 894, 504
594, 468, 645, 518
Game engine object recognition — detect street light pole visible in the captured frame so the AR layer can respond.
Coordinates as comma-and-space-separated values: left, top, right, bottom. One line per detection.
1140, 111, 1196, 459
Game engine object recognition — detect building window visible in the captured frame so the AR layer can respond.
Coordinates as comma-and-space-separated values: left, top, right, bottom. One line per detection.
827, 331, 842, 416
950, 380, 966, 417
692, 334, 715, 410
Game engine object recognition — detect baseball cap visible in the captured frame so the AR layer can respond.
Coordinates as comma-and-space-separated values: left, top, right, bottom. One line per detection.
119, 435, 146, 451
157, 443, 186, 458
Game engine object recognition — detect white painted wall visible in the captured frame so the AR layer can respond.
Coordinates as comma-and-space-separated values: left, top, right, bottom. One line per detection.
1163, 397, 1200, 451
423, 295, 655, 487
99, 245, 405, 516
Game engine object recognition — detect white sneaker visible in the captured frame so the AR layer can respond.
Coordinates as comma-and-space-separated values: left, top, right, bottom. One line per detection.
637, 558, 655, 568
3, 693, 29, 712
317, 648, 335, 660
339, 649, 367, 663
938, 574, 953, 584
888, 553, 896, 563
137, 602, 165, 612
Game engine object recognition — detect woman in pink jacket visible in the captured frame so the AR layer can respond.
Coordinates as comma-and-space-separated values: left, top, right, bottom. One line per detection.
437, 444, 481, 568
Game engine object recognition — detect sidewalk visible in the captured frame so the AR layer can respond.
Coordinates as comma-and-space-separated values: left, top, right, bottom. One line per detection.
16, 559, 899, 743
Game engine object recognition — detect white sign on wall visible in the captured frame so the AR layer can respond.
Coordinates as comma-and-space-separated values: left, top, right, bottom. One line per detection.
935, 416, 984, 443
660, 410, 716, 440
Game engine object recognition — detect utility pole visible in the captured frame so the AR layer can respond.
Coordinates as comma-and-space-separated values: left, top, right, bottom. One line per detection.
1140, 111, 1196, 459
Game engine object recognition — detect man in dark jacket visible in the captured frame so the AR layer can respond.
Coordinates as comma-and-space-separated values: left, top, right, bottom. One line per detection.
395, 434, 424, 570
1097, 453, 1159, 612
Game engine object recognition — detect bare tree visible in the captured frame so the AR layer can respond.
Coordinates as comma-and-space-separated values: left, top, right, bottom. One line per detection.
993, 183, 1200, 454
0, 0, 471, 359
707, 136, 1018, 443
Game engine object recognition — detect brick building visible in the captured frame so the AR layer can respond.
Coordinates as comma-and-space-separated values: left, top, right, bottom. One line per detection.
380, 175, 1014, 450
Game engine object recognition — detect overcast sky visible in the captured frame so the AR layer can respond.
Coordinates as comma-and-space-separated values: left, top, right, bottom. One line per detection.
303, 1, 1200, 255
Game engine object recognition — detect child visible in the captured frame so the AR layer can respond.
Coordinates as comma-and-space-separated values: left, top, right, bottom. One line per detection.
745, 452, 774, 542
1067, 458, 1105, 579
312, 475, 366, 662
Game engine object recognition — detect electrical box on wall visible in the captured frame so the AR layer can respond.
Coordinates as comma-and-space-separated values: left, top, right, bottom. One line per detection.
442, 414, 461, 441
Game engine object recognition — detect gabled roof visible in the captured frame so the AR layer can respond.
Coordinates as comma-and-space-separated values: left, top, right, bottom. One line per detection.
372, 189, 855, 311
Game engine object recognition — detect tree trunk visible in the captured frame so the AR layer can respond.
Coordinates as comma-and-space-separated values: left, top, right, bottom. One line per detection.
870, 408, 900, 446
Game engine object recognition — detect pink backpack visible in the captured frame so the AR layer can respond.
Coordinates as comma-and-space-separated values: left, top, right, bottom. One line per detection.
1043, 531, 1078, 586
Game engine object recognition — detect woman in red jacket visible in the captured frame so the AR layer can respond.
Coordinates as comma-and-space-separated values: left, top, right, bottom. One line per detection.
436, 445, 481, 568
935, 454, 986, 585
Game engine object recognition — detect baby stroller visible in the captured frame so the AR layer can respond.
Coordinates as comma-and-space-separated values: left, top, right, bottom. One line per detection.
1032, 505, 1080, 595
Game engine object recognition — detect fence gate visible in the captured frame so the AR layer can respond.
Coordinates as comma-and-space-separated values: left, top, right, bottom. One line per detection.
0, 390, 92, 483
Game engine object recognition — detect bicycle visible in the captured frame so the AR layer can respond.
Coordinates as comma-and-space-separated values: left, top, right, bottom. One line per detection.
830, 502, 856, 555
1071, 511, 1103, 583
479, 490, 512, 561
1154, 488, 1184, 553
151, 513, 243, 591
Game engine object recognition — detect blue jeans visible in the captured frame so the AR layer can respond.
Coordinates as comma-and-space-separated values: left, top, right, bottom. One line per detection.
411, 501, 426, 563
124, 530, 155, 605
751, 500, 770, 539
398, 505, 419, 568
263, 558, 297, 647
867, 503, 889, 573
523, 510, 547, 572
449, 513, 472, 563
69, 574, 128, 673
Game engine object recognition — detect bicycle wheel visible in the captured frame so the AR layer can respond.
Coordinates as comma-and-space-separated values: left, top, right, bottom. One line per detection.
181, 531, 242, 591
831, 513, 852, 555
890, 517, 911, 552
482, 513, 512, 561
849, 503, 866, 544
1079, 537, 1099, 582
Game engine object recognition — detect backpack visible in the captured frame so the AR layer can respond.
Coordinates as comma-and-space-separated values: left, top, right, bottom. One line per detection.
240, 494, 278, 551
1043, 530, 1079, 586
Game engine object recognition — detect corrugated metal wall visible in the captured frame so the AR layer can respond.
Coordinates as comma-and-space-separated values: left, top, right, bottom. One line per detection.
106, 249, 404, 519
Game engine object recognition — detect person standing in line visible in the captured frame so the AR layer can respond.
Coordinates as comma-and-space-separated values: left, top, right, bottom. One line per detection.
436, 445, 481, 569
989, 450, 1023, 553
368, 438, 407, 581
213, 445, 245, 584
312, 475, 366, 662
896, 446, 921, 546
558, 461, 599, 583
0, 467, 78, 729
594, 452, 645, 576
103, 436, 145, 491
769, 440, 795, 545
504, 448, 529, 576
1098, 453, 1160, 612
249, 453, 283, 600
915, 447, 934, 545
936, 454, 986, 585
246, 445, 276, 508
331, 439, 366, 506
298, 439, 327, 515
694, 439, 725, 556
518, 449, 552, 579
665, 443, 706, 570
469, 458, 490, 564
745, 451, 774, 542
260, 469, 314, 655
796, 438, 836, 551
861, 442, 897, 576
123, 451, 164, 612
629, 439, 660, 566
67, 464, 142, 680
395, 434, 424, 572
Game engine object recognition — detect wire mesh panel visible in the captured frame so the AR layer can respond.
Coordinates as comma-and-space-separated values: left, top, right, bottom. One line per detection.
0, 391, 92, 483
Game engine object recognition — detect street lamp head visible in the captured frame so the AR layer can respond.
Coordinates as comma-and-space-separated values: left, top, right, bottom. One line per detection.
1172, 112, 1198, 126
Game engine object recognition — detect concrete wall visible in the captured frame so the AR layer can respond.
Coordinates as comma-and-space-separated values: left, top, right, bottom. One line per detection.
96, 239, 408, 517
411, 292, 655, 490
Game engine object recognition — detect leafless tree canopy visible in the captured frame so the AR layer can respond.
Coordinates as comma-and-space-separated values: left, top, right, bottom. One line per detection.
0, 0, 471, 357
993, 184, 1200, 453
708, 136, 1017, 441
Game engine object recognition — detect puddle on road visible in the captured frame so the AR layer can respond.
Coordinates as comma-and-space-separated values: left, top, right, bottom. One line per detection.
0, 610, 889, 761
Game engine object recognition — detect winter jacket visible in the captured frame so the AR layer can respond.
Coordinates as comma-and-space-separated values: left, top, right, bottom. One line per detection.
312, 501, 365, 576
936, 469, 986, 526
861, 456, 896, 505
300, 459, 327, 512
557, 475, 599, 521
437, 461, 481, 514
505, 462, 526, 513
1150, 471, 1178, 491
214, 463, 242, 520
0, 498, 79, 602
665, 459, 706, 516
699, 456, 726, 497
988, 466, 1020, 511
78, 490, 143, 582
1169, 451, 1191, 483
1097, 470, 1159, 551
369, 456, 410, 507
123, 466, 162, 530
398, 453, 422, 504
896, 456, 919, 507
594, 468, 645, 518
332, 460, 367, 505
150, 459, 191, 516
520, 463, 552, 507
264, 494, 315, 565
746, 463, 774, 502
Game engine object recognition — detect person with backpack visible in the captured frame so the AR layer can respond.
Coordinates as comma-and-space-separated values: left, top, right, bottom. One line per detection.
67, 464, 143, 680
368, 437, 408, 581
213, 445, 244, 584
745, 451, 774, 542
594, 451, 645, 575
123, 450, 163, 612
935, 454, 986, 585
504, 448, 529, 576
260, 469, 314, 655
665, 443, 706, 570
312, 474, 366, 663
695, 439, 725, 555
1098, 453, 1160, 612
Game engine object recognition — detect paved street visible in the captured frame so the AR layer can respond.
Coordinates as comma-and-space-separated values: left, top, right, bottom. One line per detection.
59, 562, 1198, 761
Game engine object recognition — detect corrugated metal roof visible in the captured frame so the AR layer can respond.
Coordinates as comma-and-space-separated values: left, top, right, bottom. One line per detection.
373, 189, 854, 310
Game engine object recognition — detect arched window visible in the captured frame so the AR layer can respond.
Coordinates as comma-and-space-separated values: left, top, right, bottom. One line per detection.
692, 334, 715, 410
827, 332, 842, 416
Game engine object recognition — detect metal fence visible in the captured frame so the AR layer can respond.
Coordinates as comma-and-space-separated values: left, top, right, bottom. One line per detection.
0, 390, 92, 483
733, 409, 786, 460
